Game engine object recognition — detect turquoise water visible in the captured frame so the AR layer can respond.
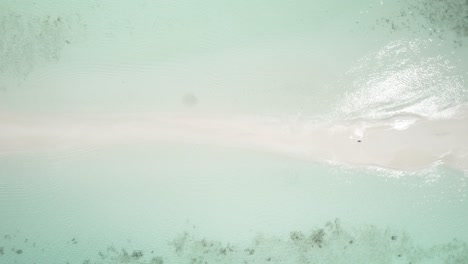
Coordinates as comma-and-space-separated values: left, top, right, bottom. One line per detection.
1, 0, 468, 263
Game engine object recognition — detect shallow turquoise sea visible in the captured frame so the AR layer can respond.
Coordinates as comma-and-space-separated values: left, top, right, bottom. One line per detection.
1, 0, 468, 263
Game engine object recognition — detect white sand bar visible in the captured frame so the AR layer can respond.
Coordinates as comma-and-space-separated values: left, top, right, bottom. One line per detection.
1, 110, 467, 171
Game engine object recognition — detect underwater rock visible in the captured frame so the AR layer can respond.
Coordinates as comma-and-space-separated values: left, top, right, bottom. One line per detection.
374, 0, 468, 47
159, 220, 468, 263
0, 11, 83, 78
131, 250, 144, 259
182, 93, 199, 107
149, 256, 164, 264
4, 220, 467, 263
245, 248, 255, 255
290, 231, 305, 241
311, 229, 326, 247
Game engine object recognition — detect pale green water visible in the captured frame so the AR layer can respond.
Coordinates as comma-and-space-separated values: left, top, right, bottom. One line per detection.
1, 0, 468, 263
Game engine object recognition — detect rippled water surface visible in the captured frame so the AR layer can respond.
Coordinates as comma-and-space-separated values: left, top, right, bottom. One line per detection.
1, 0, 468, 263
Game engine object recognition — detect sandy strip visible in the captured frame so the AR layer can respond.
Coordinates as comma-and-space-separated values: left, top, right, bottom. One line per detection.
0, 111, 467, 171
